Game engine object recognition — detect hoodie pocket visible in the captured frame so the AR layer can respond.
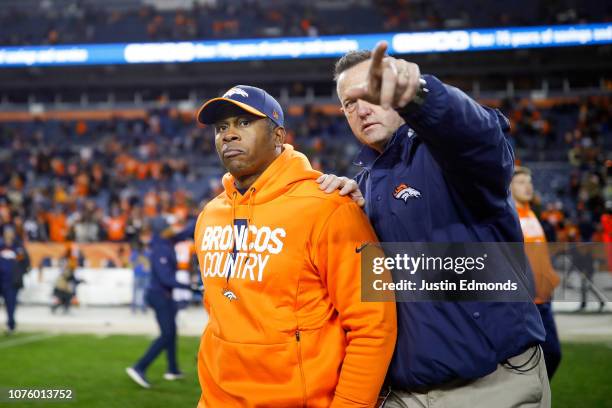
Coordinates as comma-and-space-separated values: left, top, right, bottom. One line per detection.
201, 330, 306, 407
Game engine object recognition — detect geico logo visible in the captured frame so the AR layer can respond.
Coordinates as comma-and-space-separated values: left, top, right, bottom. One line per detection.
201, 225, 286, 254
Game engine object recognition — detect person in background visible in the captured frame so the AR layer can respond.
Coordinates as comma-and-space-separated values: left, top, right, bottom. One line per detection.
125, 224, 196, 389
511, 166, 562, 379
125, 206, 145, 243
570, 240, 606, 312
129, 239, 152, 314
12, 225, 31, 314
51, 249, 84, 314
24, 211, 49, 242
0, 226, 29, 334
46, 205, 69, 242
105, 206, 128, 242
172, 217, 194, 312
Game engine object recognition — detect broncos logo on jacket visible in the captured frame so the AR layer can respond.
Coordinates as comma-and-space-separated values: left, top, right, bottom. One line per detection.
393, 183, 421, 202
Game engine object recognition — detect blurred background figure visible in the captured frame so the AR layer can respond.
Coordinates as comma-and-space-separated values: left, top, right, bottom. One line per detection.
569, 242, 606, 312
125, 224, 194, 389
0, 226, 30, 334
511, 166, 562, 379
172, 217, 195, 312
129, 237, 152, 314
51, 247, 85, 314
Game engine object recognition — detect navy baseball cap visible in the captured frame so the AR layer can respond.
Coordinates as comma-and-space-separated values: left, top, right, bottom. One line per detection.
197, 85, 284, 127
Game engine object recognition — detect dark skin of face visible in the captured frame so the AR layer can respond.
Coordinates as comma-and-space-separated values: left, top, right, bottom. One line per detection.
213, 105, 286, 190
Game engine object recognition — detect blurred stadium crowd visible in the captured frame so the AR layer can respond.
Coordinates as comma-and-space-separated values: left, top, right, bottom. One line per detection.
0, 0, 610, 271
0, 0, 609, 46
507, 97, 611, 243
0, 106, 355, 245
0, 96, 610, 249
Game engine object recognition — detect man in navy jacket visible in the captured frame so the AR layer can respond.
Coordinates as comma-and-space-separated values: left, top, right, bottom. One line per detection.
126, 224, 195, 388
0, 227, 21, 334
320, 42, 550, 407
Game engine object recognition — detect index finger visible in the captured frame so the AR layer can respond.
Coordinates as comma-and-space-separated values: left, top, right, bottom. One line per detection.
370, 41, 388, 73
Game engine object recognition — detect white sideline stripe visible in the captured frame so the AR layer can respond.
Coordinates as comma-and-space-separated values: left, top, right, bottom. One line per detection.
0, 333, 58, 349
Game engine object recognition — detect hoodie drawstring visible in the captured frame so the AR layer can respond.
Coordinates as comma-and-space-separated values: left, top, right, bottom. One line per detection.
245, 187, 256, 259
226, 188, 255, 286
247, 187, 256, 225
231, 191, 238, 228
226, 191, 238, 286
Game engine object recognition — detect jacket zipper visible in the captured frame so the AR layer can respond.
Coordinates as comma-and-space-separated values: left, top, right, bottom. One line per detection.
295, 330, 307, 407
364, 168, 372, 216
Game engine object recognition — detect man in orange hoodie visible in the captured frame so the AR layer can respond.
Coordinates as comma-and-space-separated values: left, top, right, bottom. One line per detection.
194, 85, 397, 407
510, 166, 561, 379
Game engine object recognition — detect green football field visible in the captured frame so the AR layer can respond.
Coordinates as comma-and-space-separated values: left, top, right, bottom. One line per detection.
0, 333, 611, 408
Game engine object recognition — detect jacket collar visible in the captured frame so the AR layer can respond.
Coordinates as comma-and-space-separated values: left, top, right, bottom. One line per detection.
353, 124, 412, 169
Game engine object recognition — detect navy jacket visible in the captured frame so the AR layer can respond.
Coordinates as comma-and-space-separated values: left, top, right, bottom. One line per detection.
354, 75, 545, 388
147, 236, 191, 297
0, 243, 17, 288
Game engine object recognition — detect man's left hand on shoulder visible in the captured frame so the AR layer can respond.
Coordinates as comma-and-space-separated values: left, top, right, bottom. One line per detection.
316, 174, 365, 208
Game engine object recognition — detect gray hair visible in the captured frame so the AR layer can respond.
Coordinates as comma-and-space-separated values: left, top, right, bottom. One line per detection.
333, 50, 372, 81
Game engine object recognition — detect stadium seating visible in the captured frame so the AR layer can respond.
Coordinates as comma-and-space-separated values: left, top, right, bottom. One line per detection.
0, 0, 608, 46
0, 96, 609, 245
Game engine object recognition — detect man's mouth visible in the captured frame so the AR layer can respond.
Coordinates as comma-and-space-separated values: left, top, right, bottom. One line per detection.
222, 147, 245, 158
362, 123, 380, 132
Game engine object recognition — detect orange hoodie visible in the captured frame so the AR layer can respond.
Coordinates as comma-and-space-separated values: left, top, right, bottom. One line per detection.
194, 145, 396, 408
516, 202, 560, 303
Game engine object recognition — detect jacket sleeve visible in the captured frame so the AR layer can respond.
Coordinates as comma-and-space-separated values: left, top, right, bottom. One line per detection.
400, 75, 515, 201
314, 201, 397, 407
172, 219, 197, 243
153, 246, 191, 290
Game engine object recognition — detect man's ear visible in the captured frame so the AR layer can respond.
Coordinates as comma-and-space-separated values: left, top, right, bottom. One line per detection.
274, 126, 286, 147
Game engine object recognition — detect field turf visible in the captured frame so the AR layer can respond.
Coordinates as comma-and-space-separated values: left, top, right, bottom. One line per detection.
0, 333, 611, 407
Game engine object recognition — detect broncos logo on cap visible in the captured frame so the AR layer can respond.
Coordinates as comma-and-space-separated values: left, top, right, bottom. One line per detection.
223, 87, 249, 98
393, 183, 421, 202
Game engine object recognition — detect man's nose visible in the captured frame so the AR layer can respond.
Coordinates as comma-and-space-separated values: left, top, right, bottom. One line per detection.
356, 99, 373, 118
222, 129, 240, 142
